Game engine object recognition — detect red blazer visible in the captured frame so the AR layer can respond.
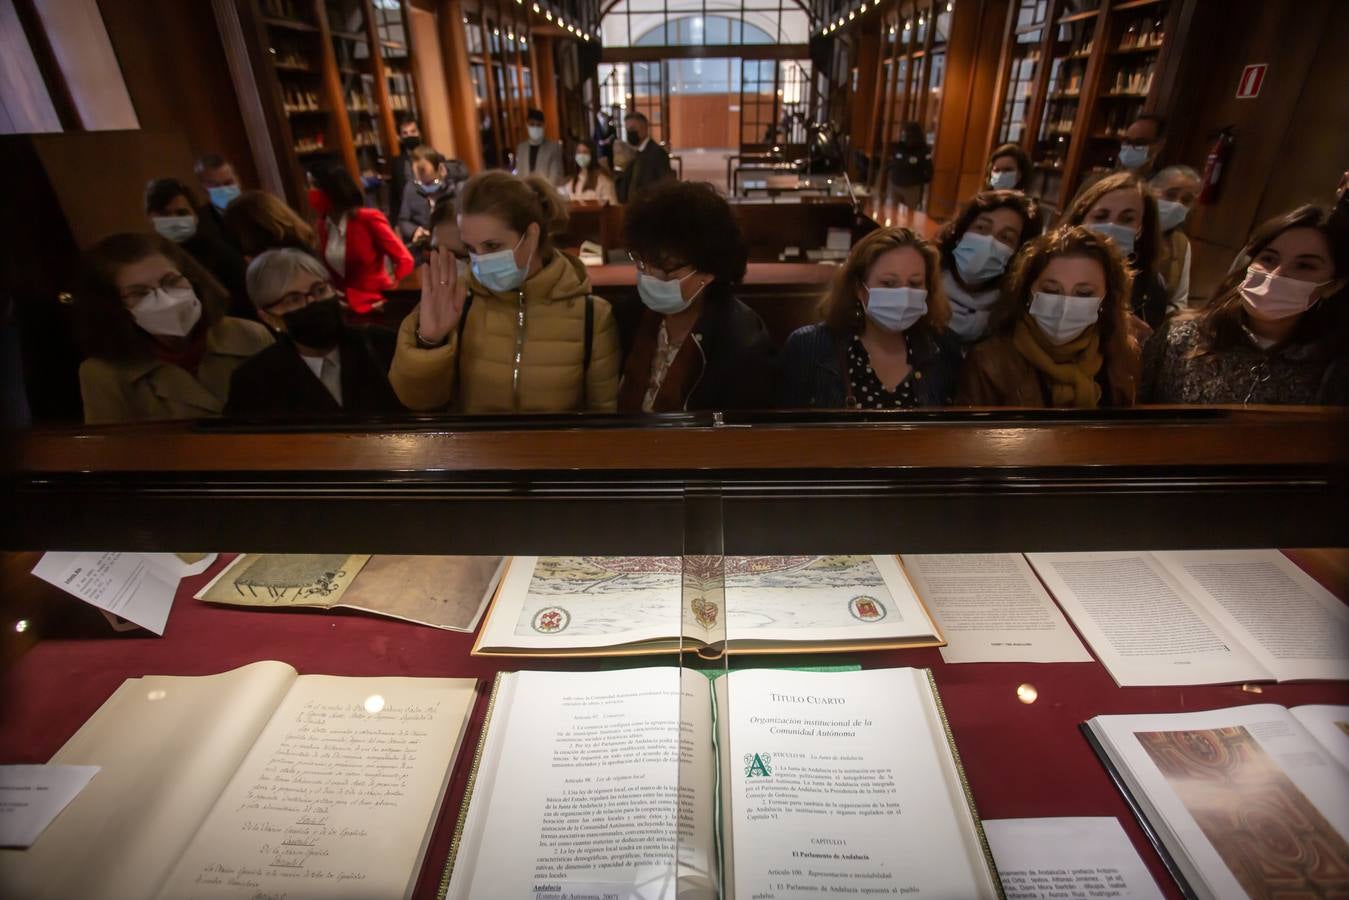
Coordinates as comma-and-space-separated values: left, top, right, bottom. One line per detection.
316, 207, 414, 314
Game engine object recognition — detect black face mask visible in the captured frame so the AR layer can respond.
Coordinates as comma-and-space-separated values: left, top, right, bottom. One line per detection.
626, 129, 641, 145
282, 298, 343, 350
400, 135, 420, 152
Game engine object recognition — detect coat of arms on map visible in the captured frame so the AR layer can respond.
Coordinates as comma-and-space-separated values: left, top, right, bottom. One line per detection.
691, 597, 719, 629
849, 595, 887, 621
531, 606, 570, 633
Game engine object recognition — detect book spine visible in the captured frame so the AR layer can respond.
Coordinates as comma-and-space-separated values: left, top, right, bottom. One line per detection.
437, 672, 507, 900
923, 667, 1007, 900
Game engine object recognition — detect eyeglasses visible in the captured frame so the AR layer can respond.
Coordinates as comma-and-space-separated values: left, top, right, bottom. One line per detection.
628, 252, 692, 280
120, 272, 190, 304
266, 281, 336, 314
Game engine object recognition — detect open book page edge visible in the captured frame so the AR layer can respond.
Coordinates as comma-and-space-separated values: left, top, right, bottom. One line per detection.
921, 668, 1005, 899
438, 672, 507, 900
1080, 722, 1197, 900
883, 554, 948, 647
193, 552, 248, 601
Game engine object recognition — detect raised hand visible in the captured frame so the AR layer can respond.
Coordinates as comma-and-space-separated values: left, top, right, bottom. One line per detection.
416, 246, 468, 345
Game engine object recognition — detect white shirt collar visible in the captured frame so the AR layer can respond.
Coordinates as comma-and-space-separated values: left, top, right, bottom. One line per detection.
638, 138, 651, 152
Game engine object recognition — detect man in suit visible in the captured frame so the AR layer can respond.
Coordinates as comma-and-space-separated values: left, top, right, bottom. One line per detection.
616, 111, 673, 204
514, 108, 563, 185
226, 248, 402, 419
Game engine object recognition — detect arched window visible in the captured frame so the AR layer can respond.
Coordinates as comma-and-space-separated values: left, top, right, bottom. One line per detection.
601, 0, 811, 48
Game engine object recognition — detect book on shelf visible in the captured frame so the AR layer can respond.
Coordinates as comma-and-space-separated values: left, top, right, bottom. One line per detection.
443, 666, 1001, 899
1027, 549, 1349, 687
472, 555, 945, 657
0, 662, 477, 900
1085, 702, 1349, 900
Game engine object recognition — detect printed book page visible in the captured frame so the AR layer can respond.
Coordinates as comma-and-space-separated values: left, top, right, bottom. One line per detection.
901, 554, 1091, 663
1153, 549, 1349, 682
719, 668, 998, 900
1026, 552, 1268, 686
1088, 704, 1349, 900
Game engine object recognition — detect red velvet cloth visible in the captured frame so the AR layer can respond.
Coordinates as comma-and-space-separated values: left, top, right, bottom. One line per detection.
2, 555, 1346, 899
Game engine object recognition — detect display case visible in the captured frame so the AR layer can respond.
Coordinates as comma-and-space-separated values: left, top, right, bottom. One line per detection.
3, 408, 1347, 899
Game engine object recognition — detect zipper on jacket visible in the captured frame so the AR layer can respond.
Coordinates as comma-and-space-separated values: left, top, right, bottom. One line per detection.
511, 289, 526, 410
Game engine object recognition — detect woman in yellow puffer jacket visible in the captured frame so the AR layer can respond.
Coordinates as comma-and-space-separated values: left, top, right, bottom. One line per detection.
389, 171, 620, 412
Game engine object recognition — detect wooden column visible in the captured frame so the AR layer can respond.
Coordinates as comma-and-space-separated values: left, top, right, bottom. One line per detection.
847, 28, 879, 167
313, 0, 360, 178
533, 35, 561, 141
439, 0, 483, 172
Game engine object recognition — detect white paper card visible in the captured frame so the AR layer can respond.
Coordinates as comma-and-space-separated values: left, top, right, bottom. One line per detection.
983, 817, 1164, 900
0, 765, 100, 848
901, 554, 1092, 664
31, 552, 178, 635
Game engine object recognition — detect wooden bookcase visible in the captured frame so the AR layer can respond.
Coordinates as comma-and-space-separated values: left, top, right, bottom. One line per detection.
989, 0, 1180, 211
239, 0, 424, 209
863, 0, 954, 200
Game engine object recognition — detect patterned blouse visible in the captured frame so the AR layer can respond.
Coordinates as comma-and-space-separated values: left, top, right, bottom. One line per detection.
847, 334, 919, 409
1141, 317, 1349, 405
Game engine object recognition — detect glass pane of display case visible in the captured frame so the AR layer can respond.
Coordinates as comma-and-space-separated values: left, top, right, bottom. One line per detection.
373, 0, 418, 130
996, 26, 1042, 145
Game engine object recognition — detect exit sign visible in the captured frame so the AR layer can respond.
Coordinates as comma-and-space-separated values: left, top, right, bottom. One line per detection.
1236, 64, 1267, 99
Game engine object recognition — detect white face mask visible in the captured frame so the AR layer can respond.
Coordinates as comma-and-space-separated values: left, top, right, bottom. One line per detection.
130, 285, 203, 338
1240, 266, 1326, 321
864, 286, 927, 333
1156, 199, 1189, 232
151, 215, 197, 243
1028, 291, 1102, 344
527, 124, 545, 144
989, 170, 1018, 190
1084, 221, 1138, 257
575, 153, 592, 169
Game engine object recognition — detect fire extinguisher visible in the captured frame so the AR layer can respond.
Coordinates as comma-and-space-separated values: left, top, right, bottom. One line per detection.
1199, 127, 1235, 205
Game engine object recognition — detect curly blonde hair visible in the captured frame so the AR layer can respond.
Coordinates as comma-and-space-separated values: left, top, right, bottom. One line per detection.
820, 227, 949, 337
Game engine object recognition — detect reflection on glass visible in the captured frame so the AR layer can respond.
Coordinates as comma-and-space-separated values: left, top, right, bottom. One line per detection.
1016, 683, 1039, 704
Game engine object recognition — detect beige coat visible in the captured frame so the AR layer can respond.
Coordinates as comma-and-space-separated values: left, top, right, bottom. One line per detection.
79, 316, 274, 424
390, 251, 620, 413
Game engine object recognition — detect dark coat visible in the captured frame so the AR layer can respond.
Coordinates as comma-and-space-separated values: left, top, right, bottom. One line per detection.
778, 323, 961, 409
617, 287, 776, 412
616, 141, 674, 203
225, 325, 402, 418
388, 150, 414, 223
182, 225, 251, 320
887, 144, 933, 187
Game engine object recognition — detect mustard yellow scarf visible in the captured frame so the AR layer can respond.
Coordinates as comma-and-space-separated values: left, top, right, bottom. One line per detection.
1012, 314, 1104, 408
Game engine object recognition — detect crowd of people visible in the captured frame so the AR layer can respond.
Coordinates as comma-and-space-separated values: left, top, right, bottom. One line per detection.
69, 112, 1348, 425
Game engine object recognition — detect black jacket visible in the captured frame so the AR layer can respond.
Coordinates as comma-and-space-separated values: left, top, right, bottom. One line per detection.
618, 288, 776, 412
778, 323, 961, 408
887, 144, 933, 187
617, 141, 674, 203
181, 230, 251, 320
225, 325, 402, 419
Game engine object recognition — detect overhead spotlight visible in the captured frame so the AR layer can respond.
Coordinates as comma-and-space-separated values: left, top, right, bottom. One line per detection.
532, 2, 540, 9
946, 1, 953, 10
848, 10, 854, 19
545, 10, 552, 19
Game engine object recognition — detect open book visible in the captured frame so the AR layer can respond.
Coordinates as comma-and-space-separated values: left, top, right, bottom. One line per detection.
444, 667, 1002, 899
1085, 703, 1349, 900
0, 662, 477, 900
474, 555, 945, 656
1026, 549, 1349, 686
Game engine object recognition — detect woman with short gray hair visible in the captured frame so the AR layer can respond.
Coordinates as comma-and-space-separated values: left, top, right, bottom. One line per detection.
225, 248, 403, 418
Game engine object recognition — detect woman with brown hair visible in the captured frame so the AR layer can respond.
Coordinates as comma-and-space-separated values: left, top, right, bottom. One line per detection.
1141, 204, 1349, 405
779, 227, 958, 409
987, 143, 1032, 192
390, 170, 620, 412
936, 190, 1043, 344
563, 138, 617, 205
73, 232, 273, 424
1063, 170, 1168, 329
221, 190, 317, 260
956, 225, 1138, 408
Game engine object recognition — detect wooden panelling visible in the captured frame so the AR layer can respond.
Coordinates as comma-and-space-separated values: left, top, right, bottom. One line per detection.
30, 0, 137, 130
97, 0, 259, 188
439, 0, 484, 172
669, 93, 738, 149
1168, 0, 1343, 299
408, 5, 455, 158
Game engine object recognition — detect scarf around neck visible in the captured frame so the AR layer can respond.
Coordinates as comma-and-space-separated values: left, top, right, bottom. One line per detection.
1012, 313, 1104, 408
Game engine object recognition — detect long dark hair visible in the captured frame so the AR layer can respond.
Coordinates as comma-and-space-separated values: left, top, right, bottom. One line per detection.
936, 190, 1044, 289
308, 160, 363, 217
986, 225, 1137, 406
74, 232, 227, 362
1190, 204, 1349, 357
